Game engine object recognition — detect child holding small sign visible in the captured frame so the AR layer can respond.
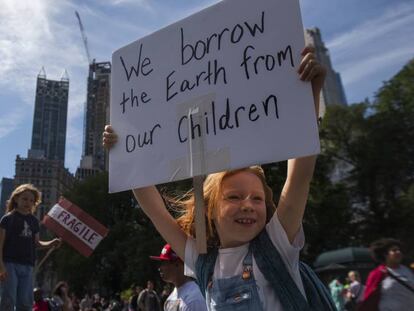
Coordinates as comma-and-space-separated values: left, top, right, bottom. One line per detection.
0, 184, 61, 311
103, 46, 335, 310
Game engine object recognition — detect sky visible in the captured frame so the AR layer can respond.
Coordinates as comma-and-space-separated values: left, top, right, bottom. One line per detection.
0, 0, 413, 180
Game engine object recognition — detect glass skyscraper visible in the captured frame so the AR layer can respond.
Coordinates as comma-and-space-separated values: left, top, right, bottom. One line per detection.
29, 68, 69, 162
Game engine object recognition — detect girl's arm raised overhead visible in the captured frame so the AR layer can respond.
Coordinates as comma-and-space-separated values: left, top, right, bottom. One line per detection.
103, 125, 187, 259
276, 46, 326, 243
132, 186, 187, 259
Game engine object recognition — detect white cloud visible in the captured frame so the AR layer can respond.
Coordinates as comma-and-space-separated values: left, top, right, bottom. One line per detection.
341, 47, 414, 86
327, 3, 414, 55
105, 0, 154, 11
0, 1, 51, 87
326, 3, 414, 88
0, 0, 85, 107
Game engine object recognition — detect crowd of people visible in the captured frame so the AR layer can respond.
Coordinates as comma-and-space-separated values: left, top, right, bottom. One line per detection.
28, 241, 414, 311
329, 271, 365, 311
33, 284, 125, 311
31, 243, 208, 311
329, 238, 414, 311
32, 270, 203, 311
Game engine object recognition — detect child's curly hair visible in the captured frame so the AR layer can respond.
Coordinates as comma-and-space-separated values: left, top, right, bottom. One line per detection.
173, 166, 276, 247
6, 184, 42, 214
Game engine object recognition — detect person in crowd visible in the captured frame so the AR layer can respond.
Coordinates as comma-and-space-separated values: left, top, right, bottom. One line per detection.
33, 287, 49, 311
71, 293, 80, 311
49, 281, 73, 311
80, 293, 93, 311
344, 270, 364, 310
360, 238, 414, 310
100, 296, 110, 310
103, 45, 335, 310
91, 293, 102, 310
128, 285, 141, 311
0, 184, 61, 311
137, 280, 161, 311
108, 293, 123, 311
329, 277, 345, 310
159, 285, 171, 308
150, 244, 207, 311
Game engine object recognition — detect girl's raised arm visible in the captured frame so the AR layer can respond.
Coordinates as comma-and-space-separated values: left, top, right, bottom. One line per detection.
103, 125, 187, 259
132, 186, 187, 259
276, 46, 325, 243
277, 156, 317, 243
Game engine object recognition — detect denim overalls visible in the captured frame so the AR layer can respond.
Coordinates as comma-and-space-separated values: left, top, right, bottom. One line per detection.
196, 230, 337, 311
205, 249, 264, 311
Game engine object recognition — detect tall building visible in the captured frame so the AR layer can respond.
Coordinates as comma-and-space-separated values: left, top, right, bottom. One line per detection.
0, 178, 14, 217
76, 60, 111, 180
16, 69, 74, 217
305, 28, 347, 117
29, 68, 69, 162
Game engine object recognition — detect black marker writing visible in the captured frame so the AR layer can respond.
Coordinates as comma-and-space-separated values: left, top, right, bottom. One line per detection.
177, 94, 278, 143
119, 88, 151, 114
240, 44, 294, 80
181, 11, 265, 66
120, 43, 154, 81
125, 124, 161, 152
166, 59, 227, 102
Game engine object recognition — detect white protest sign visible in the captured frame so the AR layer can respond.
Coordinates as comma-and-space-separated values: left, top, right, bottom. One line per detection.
109, 0, 319, 193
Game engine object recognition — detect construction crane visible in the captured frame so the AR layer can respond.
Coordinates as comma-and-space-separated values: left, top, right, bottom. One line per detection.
75, 11, 92, 64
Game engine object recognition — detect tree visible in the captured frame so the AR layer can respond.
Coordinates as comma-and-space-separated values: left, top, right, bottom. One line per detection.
263, 156, 355, 263
318, 58, 414, 258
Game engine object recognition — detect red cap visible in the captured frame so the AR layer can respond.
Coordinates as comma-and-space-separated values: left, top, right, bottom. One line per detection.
149, 244, 179, 262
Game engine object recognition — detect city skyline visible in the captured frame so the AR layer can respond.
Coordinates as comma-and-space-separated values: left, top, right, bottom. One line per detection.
1, 0, 413, 179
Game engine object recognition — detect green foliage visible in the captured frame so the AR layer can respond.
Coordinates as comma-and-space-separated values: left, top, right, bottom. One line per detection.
303, 155, 354, 262
316, 58, 414, 260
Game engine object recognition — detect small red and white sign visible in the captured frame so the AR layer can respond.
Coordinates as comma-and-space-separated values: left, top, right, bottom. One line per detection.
43, 198, 109, 257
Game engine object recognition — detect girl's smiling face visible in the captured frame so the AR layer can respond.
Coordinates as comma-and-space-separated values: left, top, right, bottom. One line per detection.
214, 171, 267, 248
15, 191, 36, 215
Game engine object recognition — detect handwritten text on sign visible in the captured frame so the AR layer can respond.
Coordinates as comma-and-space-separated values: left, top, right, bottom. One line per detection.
109, 0, 319, 193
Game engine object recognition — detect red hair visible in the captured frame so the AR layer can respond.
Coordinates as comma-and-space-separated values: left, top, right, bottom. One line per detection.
174, 166, 275, 247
